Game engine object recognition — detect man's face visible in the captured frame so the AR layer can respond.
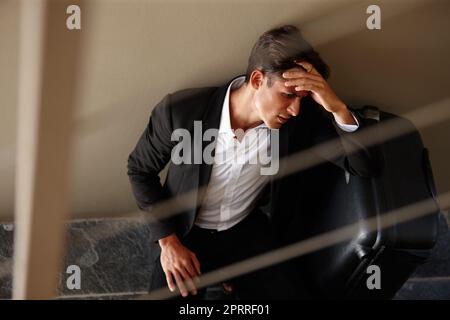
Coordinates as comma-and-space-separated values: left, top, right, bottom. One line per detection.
253, 74, 308, 129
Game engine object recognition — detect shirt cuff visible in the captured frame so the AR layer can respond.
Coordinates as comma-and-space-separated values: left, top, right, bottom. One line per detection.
335, 112, 359, 132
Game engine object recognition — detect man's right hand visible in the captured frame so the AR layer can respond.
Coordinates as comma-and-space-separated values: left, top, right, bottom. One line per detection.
158, 233, 201, 297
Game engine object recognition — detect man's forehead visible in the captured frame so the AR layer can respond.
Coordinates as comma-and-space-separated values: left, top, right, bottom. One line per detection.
272, 79, 305, 96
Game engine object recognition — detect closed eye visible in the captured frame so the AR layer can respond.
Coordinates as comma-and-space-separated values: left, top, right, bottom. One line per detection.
282, 92, 297, 99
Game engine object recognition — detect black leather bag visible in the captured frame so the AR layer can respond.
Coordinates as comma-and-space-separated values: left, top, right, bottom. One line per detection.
295, 106, 440, 299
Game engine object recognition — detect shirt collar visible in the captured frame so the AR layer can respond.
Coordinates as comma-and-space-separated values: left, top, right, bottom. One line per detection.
219, 76, 268, 134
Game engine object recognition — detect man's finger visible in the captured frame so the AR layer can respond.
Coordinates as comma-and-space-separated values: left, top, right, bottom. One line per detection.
165, 271, 176, 292
296, 60, 316, 73
191, 255, 201, 275
173, 271, 189, 297
282, 71, 321, 81
184, 261, 198, 278
284, 78, 324, 88
181, 268, 198, 295
293, 83, 324, 93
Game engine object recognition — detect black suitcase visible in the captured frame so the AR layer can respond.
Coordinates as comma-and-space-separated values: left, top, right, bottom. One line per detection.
293, 106, 440, 299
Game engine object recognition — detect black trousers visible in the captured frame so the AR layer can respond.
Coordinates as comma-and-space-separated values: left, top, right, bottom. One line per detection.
149, 210, 304, 300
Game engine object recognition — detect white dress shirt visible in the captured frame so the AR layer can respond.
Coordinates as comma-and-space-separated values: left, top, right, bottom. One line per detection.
195, 76, 358, 231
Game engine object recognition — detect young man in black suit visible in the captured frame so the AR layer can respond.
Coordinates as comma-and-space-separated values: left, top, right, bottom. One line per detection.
127, 25, 381, 299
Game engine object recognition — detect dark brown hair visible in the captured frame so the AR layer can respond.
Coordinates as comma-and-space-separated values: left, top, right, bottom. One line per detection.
245, 25, 330, 87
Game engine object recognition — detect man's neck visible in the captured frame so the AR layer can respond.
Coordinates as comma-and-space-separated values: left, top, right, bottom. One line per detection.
229, 82, 263, 132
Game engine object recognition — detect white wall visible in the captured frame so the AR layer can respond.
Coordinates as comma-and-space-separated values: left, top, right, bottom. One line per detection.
1, 0, 449, 220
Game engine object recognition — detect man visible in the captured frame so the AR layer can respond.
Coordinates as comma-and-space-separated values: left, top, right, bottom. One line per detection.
127, 25, 381, 299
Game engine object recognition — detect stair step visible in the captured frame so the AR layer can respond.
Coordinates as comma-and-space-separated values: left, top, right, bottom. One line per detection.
394, 278, 450, 300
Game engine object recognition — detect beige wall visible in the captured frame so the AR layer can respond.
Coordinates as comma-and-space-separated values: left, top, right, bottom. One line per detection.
1, 0, 449, 220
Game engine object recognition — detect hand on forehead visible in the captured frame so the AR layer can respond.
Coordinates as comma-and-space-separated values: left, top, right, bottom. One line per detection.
284, 60, 316, 76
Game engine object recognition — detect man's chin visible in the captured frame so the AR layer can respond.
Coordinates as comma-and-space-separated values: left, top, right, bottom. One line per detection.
267, 121, 283, 129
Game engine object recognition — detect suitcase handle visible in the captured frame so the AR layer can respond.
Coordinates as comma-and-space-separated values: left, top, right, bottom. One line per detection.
422, 148, 439, 203
359, 105, 380, 122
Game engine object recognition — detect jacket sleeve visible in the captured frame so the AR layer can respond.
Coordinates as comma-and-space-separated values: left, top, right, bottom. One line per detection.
127, 94, 178, 241
309, 103, 383, 178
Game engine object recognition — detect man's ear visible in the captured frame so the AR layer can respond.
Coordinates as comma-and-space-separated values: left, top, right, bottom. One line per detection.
249, 69, 265, 90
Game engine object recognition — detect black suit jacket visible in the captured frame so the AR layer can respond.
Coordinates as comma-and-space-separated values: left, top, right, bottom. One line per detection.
127, 76, 382, 250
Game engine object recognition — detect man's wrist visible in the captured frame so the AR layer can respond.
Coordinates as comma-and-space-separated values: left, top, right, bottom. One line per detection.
158, 233, 179, 248
332, 103, 356, 126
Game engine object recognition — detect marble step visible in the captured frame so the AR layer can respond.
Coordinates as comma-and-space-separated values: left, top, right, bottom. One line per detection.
394, 278, 450, 300
408, 212, 450, 278
1, 211, 449, 300
393, 211, 450, 299
0, 218, 153, 299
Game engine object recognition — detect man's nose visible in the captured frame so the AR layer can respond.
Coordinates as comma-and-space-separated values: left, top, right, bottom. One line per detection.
287, 98, 301, 116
